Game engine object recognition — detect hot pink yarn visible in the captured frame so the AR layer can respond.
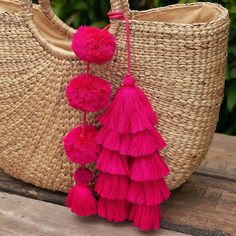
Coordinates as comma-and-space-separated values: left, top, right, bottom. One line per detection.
96, 73, 170, 230
66, 184, 97, 217
72, 26, 116, 64
63, 125, 100, 165
64, 24, 115, 219
97, 11, 171, 231
74, 168, 94, 185
66, 74, 112, 112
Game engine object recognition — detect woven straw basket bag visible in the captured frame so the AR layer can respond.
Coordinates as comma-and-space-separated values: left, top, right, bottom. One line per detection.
0, 0, 229, 192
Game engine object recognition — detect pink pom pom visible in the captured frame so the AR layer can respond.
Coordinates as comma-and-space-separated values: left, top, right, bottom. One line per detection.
127, 179, 170, 206
96, 149, 129, 175
63, 125, 100, 164
72, 26, 116, 64
66, 74, 112, 112
74, 167, 93, 185
129, 204, 161, 231
98, 198, 130, 222
95, 172, 129, 200
66, 184, 97, 216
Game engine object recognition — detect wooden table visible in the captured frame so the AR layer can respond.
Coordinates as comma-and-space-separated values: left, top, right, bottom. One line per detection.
1, 133, 236, 236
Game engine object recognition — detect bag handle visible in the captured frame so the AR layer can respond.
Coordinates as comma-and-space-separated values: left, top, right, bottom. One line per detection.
110, 0, 130, 16
20, 0, 74, 36
21, 0, 130, 21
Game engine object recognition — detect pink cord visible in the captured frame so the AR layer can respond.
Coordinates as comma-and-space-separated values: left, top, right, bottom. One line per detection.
108, 11, 131, 75
86, 62, 90, 75
81, 111, 87, 136
81, 62, 90, 136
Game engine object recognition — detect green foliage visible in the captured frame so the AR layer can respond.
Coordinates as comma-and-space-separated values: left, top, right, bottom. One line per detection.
50, 0, 236, 135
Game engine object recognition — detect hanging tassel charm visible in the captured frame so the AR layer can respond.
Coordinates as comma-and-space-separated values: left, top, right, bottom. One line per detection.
95, 11, 171, 231
66, 167, 97, 216
63, 25, 116, 218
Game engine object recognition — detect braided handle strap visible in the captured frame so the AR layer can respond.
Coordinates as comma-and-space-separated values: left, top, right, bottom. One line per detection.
20, 0, 74, 35
110, 0, 130, 17
21, 0, 130, 18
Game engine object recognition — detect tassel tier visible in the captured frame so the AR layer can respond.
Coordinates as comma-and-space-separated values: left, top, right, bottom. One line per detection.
95, 173, 129, 200
96, 149, 129, 175
98, 198, 131, 222
127, 179, 170, 206
96, 126, 166, 156
129, 204, 161, 231
129, 154, 169, 181
98, 76, 158, 134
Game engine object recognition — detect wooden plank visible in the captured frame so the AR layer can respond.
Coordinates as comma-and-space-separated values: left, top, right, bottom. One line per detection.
1, 133, 236, 235
0, 169, 65, 205
1, 170, 235, 236
0, 192, 189, 236
197, 133, 236, 181
161, 174, 236, 236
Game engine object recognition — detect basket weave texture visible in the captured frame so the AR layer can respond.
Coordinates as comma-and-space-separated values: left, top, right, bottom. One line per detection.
0, 0, 229, 192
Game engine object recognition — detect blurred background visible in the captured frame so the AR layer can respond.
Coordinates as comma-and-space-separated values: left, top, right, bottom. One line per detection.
50, 0, 236, 135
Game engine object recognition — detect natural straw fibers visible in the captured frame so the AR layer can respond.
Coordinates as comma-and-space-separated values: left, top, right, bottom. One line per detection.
0, 0, 229, 192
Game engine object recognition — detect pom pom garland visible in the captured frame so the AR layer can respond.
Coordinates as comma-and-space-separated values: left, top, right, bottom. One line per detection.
64, 25, 115, 219
72, 26, 116, 64
66, 74, 112, 112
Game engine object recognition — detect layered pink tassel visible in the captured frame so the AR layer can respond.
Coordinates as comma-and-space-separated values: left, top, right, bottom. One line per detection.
96, 73, 170, 230
95, 11, 171, 231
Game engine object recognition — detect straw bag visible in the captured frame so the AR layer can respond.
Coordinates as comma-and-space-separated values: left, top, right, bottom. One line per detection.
0, 0, 229, 192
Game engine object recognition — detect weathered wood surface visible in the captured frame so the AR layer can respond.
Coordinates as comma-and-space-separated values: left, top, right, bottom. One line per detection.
197, 133, 236, 181
1, 133, 236, 236
0, 192, 189, 236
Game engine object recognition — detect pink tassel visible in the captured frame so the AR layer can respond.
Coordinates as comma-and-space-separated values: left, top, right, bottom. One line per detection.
66, 184, 97, 216
96, 148, 129, 175
96, 126, 166, 156
129, 204, 161, 231
98, 77, 157, 134
129, 154, 169, 181
95, 172, 129, 199
127, 179, 170, 205
98, 198, 131, 222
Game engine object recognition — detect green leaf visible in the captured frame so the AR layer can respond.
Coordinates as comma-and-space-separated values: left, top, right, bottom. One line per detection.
226, 64, 230, 80
230, 66, 236, 79
226, 81, 236, 112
